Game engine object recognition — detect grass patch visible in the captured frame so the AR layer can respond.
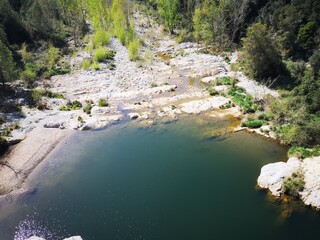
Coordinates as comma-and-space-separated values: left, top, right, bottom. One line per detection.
215, 76, 231, 86
207, 88, 219, 96
94, 47, 115, 62
228, 86, 261, 113
128, 39, 141, 61
98, 99, 108, 107
91, 61, 100, 71
81, 60, 91, 69
92, 29, 110, 49
282, 169, 305, 198
44, 67, 70, 79
83, 103, 93, 114
288, 146, 320, 159
241, 117, 266, 128
59, 100, 82, 111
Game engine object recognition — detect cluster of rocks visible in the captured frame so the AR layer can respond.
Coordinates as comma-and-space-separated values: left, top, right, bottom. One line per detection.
257, 156, 320, 209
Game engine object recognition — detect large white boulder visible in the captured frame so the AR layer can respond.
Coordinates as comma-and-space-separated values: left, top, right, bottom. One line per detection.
257, 157, 301, 196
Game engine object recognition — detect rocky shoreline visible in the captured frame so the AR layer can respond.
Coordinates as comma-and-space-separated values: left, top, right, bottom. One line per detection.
258, 156, 320, 210
0, 10, 298, 211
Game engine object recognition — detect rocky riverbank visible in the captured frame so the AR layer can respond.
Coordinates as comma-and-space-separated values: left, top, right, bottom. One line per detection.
0, 10, 279, 198
258, 156, 320, 210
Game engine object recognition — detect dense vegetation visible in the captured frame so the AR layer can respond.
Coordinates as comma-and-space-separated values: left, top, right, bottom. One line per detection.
0, 0, 319, 155
140, 0, 320, 154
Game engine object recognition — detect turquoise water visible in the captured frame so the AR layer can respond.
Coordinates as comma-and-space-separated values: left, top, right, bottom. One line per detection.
0, 117, 320, 240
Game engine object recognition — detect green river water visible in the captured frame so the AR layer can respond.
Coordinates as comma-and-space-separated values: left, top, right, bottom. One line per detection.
0, 116, 320, 240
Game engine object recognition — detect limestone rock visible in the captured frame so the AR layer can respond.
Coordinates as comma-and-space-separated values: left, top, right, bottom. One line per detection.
257, 157, 301, 196
27, 237, 46, 240
64, 236, 83, 240
300, 157, 320, 209
180, 97, 229, 114
43, 121, 65, 129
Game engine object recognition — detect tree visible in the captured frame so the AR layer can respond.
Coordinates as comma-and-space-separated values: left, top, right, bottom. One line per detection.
242, 23, 283, 80
0, 40, 17, 89
157, 0, 178, 33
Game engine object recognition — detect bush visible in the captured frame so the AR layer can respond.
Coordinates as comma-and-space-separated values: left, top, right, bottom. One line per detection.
81, 60, 91, 69
59, 100, 82, 111
242, 23, 284, 80
215, 76, 231, 86
47, 44, 60, 68
207, 88, 219, 96
228, 87, 260, 113
98, 99, 108, 107
94, 47, 115, 62
241, 118, 266, 128
128, 39, 141, 61
92, 29, 110, 49
83, 103, 93, 114
91, 61, 100, 71
21, 69, 37, 86
44, 67, 70, 78
282, 169, 305, 198
288, 146, 320, 159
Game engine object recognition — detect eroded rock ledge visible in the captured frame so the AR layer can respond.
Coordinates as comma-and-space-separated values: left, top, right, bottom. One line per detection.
257, 156, 320, 209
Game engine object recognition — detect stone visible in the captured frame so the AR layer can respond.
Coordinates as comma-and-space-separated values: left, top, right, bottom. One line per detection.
128, 113, 140, 119
201, 76, 216, 83
180, 97, 229, 114
43, 121, 65, 129
64, 236, 83, 240
257, 157, 300, 196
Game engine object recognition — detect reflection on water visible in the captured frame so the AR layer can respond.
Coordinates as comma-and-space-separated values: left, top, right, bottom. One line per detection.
14, 219, 62, 240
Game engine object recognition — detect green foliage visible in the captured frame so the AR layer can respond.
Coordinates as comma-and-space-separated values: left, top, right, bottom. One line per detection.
83, 103, 93, 114
98, 99, 108, 107
241, 118, 266, 129
156, 0, 178, 33
91, 61, 100, 71
282, 169, 305, 198
59, 100, 82, 111
297, 22, 316, 50
21, 69, 37, 86
176, 29, 189, 43
0, 40, 17, 88
47, 43, 60, 69
81, 60, 92, 69
288, 146, 320, 159
207, 88, 219, 96
94, 47, 115, 62
228, 87, 260, 113
242, 23, 283, 80
44, 67, 70, 79
215, 76, 231, 86
92, 29, 110, 49
128, 39, 141, 61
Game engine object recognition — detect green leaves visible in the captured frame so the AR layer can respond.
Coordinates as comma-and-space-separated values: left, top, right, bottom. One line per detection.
156, 0, 178, 33
0, 40, 17, 87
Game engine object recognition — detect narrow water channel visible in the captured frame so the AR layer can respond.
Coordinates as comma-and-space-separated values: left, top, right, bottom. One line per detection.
0, 116, 319, 240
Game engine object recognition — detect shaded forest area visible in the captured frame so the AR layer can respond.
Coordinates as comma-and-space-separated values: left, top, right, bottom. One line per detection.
0, 0, 320, 154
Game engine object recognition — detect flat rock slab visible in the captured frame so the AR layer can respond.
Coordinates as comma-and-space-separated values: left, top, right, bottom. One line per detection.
180, 97, 229, 114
